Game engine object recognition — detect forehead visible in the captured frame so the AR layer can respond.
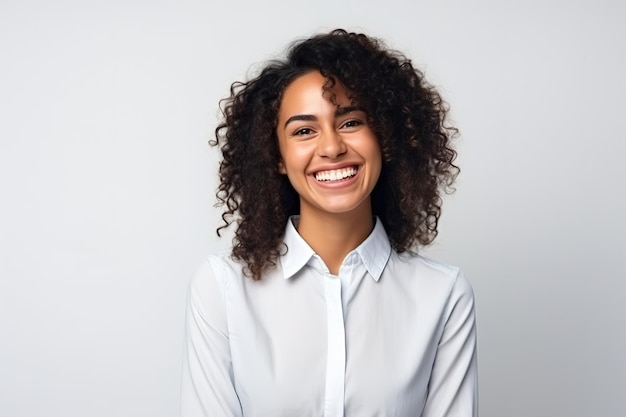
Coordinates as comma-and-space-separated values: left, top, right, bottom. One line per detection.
279, 71, 352, 112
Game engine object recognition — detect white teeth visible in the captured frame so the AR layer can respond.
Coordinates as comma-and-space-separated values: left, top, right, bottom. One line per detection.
314, 167, 357, 182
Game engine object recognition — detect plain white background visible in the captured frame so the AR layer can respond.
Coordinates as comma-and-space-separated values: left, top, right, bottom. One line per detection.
1, 1, 624, 416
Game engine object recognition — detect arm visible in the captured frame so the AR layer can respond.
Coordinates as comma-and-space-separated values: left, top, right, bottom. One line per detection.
180, 258, 243, 417
422, 271, 478, 417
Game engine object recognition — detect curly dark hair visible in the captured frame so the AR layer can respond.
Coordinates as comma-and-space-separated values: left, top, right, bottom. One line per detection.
212, 29, 459, 280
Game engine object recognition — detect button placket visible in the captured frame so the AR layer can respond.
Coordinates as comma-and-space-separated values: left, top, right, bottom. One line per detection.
323, 274, 345, 417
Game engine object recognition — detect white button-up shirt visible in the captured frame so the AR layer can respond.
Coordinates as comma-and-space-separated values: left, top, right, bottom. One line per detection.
181, 217, 478, 416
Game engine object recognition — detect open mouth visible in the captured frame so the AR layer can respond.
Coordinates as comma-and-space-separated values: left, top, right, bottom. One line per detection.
313, 166, 358, 182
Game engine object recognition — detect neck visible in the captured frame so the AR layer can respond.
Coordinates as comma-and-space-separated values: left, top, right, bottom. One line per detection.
297, 202, 374, 275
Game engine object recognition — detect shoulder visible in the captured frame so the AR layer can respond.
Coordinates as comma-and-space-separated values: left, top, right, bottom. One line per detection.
188, 250, 246, 311
389, 251, 474, 300
391, 251, 459, 281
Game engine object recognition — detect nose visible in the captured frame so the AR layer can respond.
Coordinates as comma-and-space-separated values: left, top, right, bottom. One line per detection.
317, 130, 347, 159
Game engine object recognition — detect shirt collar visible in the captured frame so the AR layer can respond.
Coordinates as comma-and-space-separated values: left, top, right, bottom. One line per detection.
280, 216, 316, 280
280, 216, 392, 281
354, 217, 392, 282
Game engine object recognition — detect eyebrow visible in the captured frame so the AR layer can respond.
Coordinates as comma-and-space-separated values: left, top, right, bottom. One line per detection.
283, 106, 364, 129
335, 105, 362, 117
284, 114, 317, 128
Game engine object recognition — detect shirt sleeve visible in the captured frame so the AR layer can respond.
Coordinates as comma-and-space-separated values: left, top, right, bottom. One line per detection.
180, 257, 243, 417
421, 270, 478, 417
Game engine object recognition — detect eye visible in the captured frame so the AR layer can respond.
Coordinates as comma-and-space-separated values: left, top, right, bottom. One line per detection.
293, 127, 314, 136
341, 119, 363, 129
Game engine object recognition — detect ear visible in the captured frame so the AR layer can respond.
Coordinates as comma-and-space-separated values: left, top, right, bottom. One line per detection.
278, 159, 287, 174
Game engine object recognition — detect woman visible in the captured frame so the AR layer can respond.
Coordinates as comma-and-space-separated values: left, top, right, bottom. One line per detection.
181, 29, 477, 416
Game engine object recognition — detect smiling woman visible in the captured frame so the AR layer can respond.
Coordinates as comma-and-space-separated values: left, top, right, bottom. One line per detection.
181, 29, 477, 417
276, 71, 382, 272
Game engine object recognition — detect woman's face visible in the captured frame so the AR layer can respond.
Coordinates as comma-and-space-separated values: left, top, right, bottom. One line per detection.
276, 71, 382, 219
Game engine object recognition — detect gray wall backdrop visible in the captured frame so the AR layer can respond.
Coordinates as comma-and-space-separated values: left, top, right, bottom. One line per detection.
1, 1, 624, 416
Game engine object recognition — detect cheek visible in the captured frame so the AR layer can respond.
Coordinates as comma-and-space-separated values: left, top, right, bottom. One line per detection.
367, 138, 383, 164
367, 139, 383, 183
281, 144, 312, 171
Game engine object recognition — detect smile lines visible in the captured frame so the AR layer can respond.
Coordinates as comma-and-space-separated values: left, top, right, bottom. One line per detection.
314, 166, 358, 182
